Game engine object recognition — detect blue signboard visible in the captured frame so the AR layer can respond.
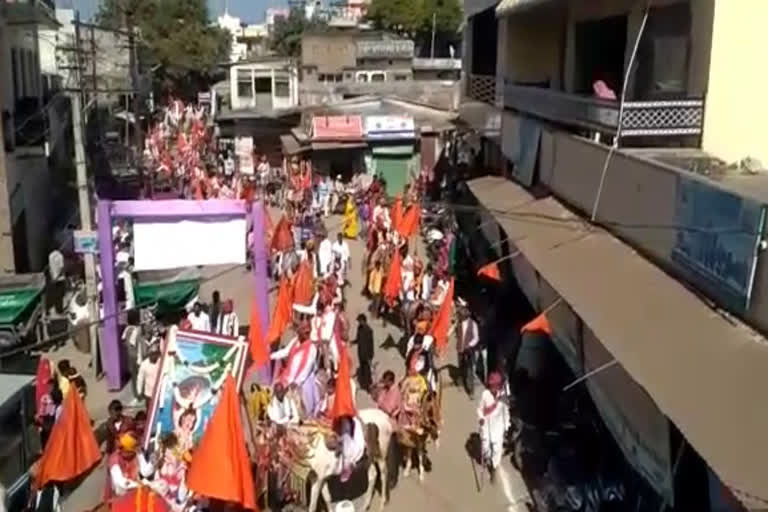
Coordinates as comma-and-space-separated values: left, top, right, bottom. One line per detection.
671, 176, 766, 313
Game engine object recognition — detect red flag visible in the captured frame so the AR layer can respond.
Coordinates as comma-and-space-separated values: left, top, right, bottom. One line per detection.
477, 262, 501, 281
248, 301, 269, 368
391, 196, 403, 232
187, 375, 257, 510
397, 205, 420, 238
266, 277, 293, 343
292, 260, 315, 306
35, 357, 52, 419
429, 278, 454, 354
521, 313, 552, 336
331, 344, 356, 420
382, 250, 402, 307
36, 385, 101, 487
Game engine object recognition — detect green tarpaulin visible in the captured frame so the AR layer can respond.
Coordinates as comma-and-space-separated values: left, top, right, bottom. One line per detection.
134, 269, 200, 313
0, 288, 42, 325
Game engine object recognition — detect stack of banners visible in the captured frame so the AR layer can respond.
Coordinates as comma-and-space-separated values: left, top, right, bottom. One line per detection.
236, 136, 255, 175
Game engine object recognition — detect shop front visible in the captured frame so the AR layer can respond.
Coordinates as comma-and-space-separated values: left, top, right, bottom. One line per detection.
454, 175, 766, 511
364, 115, 417, 197
310, 115, 367, 181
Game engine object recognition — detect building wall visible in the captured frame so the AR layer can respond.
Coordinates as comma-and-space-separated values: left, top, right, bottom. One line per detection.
500, 7, 564, 88
7, 153, 50, 272
702, 0, 768, 165
536, 117, 768, 338
302, 34, 357, 76
299, 80, 460, 110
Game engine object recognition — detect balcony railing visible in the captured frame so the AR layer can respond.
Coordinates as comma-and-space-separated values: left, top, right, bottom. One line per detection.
467, 74, 497, 106
503, 79, 705, 141
4, 0, 56, 25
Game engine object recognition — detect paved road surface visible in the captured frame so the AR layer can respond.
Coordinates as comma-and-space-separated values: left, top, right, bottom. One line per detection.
59, 210, 531, 511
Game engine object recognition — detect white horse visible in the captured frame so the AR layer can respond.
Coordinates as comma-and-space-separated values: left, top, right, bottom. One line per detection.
306, 408, 393, 512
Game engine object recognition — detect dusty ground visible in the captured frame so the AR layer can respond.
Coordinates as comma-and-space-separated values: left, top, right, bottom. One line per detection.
57, 209, 531, 512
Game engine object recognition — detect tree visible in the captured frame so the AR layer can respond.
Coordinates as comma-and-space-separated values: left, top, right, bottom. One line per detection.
96, 0, 231, 99
269, 9, 328, 58
366, 0, 462, 55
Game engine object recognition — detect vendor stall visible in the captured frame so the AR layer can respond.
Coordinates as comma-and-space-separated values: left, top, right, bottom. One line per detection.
0, 273, 46, 350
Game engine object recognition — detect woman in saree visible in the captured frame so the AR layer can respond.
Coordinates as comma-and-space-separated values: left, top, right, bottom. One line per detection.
343, 196, 359, 239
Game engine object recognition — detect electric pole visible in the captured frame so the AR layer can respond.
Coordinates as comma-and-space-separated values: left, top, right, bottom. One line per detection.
70, 91, 101, 375
129, 24, 143, 154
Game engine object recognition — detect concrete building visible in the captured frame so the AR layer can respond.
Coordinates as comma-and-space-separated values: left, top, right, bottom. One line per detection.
0, 0, 57, 273
228, 57, 300, 112
459, 0, 768, 510
300, 31, 462, 109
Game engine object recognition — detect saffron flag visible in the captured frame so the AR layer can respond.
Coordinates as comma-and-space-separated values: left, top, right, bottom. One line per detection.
266, 277, 293, 343
520, 313, 552, 336
271, 216, 294, 252
429, 278, 455, 354
391, 196, 403, 232
331, 344, 357, 420
248, 301, 270, 368
397, 205, 421, 239
382, 250, 402, 307
292, 260, 315, 306
35, 385, 101, 487
111, 488, 170, 512
477, 262, 501, 281
188, 375, 257, 510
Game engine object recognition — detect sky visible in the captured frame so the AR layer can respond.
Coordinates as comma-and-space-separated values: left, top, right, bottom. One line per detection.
63, 0, 287, 24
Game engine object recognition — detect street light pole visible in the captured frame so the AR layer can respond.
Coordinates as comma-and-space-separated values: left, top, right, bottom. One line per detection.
430, 12, 437, 59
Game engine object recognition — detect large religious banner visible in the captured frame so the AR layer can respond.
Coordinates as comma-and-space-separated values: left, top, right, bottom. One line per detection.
143, 327, 248, 451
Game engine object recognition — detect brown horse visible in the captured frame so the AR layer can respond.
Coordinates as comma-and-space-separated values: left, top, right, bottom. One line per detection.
396, 379, 442, 482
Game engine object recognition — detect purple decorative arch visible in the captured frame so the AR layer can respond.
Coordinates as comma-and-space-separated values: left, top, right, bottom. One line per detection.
97, 199, 270, 391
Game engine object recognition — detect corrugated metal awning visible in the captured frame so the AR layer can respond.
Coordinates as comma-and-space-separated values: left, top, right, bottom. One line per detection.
468, 175, 768, 505
496, 0, 553, 17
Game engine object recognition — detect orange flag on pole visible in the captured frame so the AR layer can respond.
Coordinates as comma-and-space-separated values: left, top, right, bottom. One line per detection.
477, 262, 501, 281
331, 344, 357, 420
382, 250, 402, 307
397, 205, 421, 238
35, 385, 100, 487
429, 278, 455, 354
187, 375, 257, 510
292, 260, 315, 306
248, 300, 270, 368
266, 277, 293, 343
520, 313, 552, 336
391, 196, 403, 231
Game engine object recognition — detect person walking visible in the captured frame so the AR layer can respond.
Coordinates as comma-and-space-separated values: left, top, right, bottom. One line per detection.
136, 345, 161, 406
354, 314, 374, 391
477, 371, 509, 483
456, 304, 480, 398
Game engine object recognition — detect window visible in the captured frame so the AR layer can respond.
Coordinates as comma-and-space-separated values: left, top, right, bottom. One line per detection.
237, 69, 253, 98
334, 74, 343, 82
357, 74, 368, 83
394, 74, 409, 82
254, 77, 272, 93
274, 78, 290, 97
371, 72, 385, 82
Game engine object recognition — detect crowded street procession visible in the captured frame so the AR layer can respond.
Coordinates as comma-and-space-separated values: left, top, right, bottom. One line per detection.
23, 99, 532, 512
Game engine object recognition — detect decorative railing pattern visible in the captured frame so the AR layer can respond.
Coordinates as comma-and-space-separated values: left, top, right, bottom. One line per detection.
467, 74, 497, 105
503, 79, 705, 140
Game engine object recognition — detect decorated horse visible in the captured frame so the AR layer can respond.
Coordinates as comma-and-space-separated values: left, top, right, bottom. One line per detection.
397, 373, 442, 482
260, 408, 393, 512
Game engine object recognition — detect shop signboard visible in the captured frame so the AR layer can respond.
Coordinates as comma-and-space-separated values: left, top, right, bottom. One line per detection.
364, 115, 416, 140
73, 230, 99, 254
356, 39, 414, 59
235, 136, 254, 175
671, 176, 767, 313
312, 115, 364, 141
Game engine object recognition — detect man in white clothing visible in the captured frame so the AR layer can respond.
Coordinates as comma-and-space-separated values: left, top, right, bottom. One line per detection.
136, 345, 161, 405
187, 302, 210, 332
217, 299, 239, 337
267, 382, 300, 425
477, 371, 509, 481
331, 233, 350, 278
420, 264, 434, 302
317, 234, 334, 278
270, 322, 320, 415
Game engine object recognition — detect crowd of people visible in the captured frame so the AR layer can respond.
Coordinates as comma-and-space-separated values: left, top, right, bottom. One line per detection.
24, 98, 512, 512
